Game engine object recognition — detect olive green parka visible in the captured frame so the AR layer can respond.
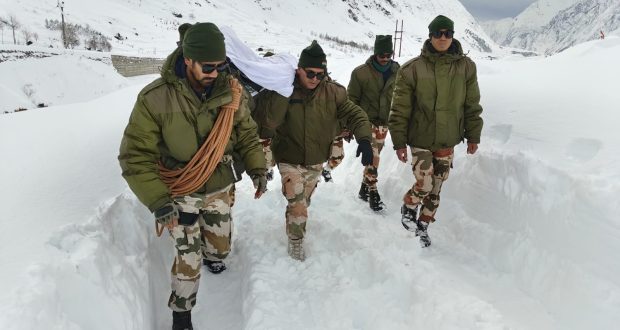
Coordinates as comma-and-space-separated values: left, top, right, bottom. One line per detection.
253, 78, 372, 166
347, 56, 400, 126
118, 48, 266, 212
389, 39, 483, 151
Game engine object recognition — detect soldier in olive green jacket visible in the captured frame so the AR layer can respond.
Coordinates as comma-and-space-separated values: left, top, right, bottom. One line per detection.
347, 34, 400, 212
254, 40, 373, 261
118, 23, 266, 330
389, 15, 483, 248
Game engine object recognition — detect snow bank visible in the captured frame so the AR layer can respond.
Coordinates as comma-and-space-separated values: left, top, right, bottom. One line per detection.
1, 36, 619, 330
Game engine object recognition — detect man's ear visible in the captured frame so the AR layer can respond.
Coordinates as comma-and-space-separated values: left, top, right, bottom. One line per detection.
184, 58, 192, 66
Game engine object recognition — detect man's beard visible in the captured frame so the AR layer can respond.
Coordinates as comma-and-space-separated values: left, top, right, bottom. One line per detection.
191, 71, 215, 87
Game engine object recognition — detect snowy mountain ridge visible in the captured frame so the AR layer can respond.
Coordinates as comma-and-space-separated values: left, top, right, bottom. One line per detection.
483, 0, 619, 54
0, 0, 498, 59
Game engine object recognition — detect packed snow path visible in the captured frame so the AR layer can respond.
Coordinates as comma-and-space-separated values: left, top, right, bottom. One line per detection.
1, 38, 619, 329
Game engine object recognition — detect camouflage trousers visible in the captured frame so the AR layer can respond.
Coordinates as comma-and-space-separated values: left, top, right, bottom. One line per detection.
362, 125, 388, 190
260, 138, 275, 169
278, 163, 322, 240
325, 129, 351, 170
167, 184, 235, 312
403, 147, 454, 223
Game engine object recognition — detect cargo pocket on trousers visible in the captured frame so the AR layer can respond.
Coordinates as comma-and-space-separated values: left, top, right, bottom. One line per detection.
170, 212, 199, 251
178, 211, 200, 226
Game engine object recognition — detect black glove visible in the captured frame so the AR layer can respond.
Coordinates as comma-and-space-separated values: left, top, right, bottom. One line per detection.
153, 203, 179, 226
356, 139, 373, 166
252, 173, 268, 194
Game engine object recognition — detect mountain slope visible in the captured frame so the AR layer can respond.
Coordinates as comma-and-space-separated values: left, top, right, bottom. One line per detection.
0, 0, 498, 59
483, 0, 619, 54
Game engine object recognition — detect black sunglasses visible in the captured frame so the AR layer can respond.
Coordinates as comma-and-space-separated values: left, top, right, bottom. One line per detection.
201, 62, 229, 74
377, 53, 393, 59
305, 70, 326, 81
430, 30, 454, 39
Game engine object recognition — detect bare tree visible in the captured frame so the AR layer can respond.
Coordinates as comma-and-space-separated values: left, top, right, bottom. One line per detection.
65, 24, 79, 48
0, 18, 5, 44
5, 15, 21, 44
21, 28, 34, 44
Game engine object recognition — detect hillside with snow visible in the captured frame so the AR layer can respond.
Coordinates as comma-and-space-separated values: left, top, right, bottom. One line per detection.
483, 0, 620, 54
0, 0, 505, 113
0, 0, 496, 58
1, 1, 620, 330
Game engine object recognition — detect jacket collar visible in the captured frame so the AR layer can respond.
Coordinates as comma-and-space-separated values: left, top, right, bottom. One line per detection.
421, 39, 465, 63
160, 47, 230, 106
365, 55, 399, 74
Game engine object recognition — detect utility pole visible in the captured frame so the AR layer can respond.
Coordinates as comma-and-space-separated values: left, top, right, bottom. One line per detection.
57, 0, 67, 48
394, 20, 404, 57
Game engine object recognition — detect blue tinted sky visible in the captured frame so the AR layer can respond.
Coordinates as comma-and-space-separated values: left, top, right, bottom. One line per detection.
459, 0, 538, 20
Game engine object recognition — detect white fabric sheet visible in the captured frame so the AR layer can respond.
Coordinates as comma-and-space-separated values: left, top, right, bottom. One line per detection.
220, 26, 297, 97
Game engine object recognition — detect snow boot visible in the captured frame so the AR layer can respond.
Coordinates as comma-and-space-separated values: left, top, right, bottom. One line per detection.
400, 204, 418, 231
203, 260, 227, 274
358, 182, 369, 201
400, 205, 431, 247
321, 168, 333, 182
266, 168, 274, 181
416, 220, 431, 248
172, 311, 193, 330
368, 189, 385, 212
288, 238, 305, 261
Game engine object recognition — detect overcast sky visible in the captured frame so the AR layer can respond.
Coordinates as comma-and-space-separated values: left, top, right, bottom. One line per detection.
459, 0, 538, 21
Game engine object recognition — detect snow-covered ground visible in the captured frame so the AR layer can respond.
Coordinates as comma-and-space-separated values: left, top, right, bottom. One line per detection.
1, 30, 619, 330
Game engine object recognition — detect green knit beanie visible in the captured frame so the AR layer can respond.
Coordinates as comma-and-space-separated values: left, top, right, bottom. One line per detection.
428, 15, 454, 32
298, 40, 327, 69
182, 22, 226, 62
374, 35, 393, 55
178, 23, 193, 43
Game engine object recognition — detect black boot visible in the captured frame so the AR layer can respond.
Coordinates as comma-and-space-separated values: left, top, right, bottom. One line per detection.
358, 182, 369, 201
368, 189, 385, 211
416, 220, 431, 248
172, 311, 193, 330
203, 259, 227, 274
321, 168, 333, 182
400, 204, 418, 231
400, 205, 431, 247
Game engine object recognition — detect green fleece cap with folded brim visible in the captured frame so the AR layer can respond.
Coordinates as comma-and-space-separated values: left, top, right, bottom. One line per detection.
374, 35, 393, 55
178, 23, 193, 43
182, 22, 226, 62
428, 15, 454, 32
298, 40, 327, 69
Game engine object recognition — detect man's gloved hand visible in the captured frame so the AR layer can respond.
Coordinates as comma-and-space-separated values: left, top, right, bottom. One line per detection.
251, 172, 268, 199
154, 202, 179, 229
356, 139, 373, 166
467, 142, 479, 155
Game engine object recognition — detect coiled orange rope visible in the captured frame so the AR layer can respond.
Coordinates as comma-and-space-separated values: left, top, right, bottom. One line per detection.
158, 78, 242, 197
